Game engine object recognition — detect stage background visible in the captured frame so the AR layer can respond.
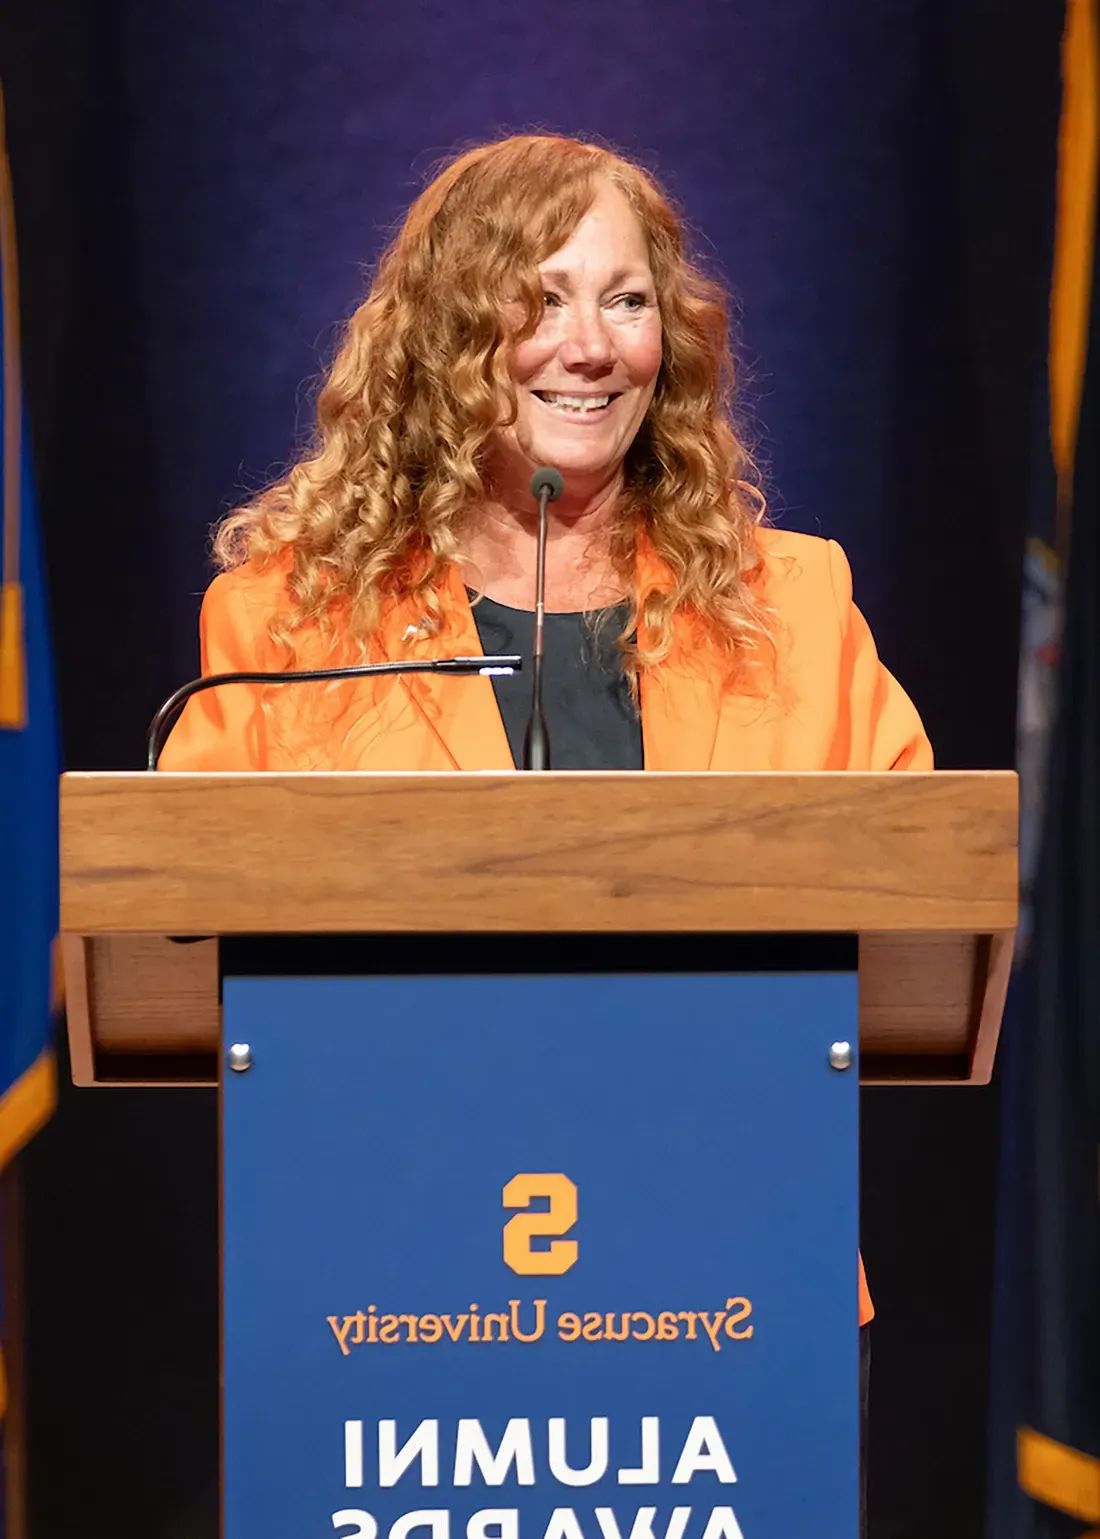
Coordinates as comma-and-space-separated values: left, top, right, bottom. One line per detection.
0, 2, 1063, 1535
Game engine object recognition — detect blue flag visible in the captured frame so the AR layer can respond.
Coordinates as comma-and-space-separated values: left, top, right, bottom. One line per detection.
0, 94, 60, 1529
0, 416, 59, 1162
0, 87, 58, 1173
0, 86, 60, 1482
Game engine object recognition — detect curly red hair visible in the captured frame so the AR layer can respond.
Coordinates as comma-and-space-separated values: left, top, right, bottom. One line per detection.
215, 134, 772, 677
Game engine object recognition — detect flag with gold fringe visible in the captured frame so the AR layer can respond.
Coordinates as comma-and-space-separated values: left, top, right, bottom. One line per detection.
0, 76, 60, 1452
989, 0, 1100, 1534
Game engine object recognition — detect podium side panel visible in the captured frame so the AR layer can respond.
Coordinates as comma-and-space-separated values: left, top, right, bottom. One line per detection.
222, 971, 859, 1539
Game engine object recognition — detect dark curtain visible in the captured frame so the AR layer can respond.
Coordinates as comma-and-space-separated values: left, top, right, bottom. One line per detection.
0, 2, 1061, 1534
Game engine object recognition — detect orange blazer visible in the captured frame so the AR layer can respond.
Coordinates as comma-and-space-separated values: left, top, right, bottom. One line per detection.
161, 526, 931, 779
162, 525, 932, 1325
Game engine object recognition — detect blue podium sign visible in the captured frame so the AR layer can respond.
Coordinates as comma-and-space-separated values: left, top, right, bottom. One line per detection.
222, 969, 859, 1539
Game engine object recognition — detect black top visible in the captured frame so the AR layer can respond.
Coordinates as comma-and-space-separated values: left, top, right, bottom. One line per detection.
470, 594, 644, 771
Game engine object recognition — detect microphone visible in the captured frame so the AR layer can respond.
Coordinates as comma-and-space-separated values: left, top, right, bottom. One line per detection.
522, 466, 564, 771
146, 654, 521, 770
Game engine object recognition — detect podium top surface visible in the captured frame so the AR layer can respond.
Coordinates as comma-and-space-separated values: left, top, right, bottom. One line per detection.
61, 769, 1016, 935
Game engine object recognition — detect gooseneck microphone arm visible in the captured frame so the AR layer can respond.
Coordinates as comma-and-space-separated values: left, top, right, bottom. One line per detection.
146, 655, 521, 771
522, 466, 564, 771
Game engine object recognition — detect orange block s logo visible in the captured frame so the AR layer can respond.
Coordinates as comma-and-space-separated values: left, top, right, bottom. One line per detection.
502, 1173, 578, 1275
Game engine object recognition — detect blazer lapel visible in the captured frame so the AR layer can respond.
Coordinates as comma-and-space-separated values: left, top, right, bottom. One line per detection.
636, 539, 723, 771
380, 569, 514, 771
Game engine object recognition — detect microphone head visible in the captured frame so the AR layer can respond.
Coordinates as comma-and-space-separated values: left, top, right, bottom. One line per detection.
530, 466, 564, 503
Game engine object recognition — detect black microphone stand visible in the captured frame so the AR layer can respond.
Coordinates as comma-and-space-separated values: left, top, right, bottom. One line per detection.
522, 466, 564, 770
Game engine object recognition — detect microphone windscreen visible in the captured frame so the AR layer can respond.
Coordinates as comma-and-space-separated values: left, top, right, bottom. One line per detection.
530, 466, 565, 502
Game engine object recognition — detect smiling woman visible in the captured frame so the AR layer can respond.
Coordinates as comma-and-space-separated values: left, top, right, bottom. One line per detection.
170, 134, 778, 692
159, 132, 930, 791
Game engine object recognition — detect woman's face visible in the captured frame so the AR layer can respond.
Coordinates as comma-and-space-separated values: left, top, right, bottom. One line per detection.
495, 181, 663, 493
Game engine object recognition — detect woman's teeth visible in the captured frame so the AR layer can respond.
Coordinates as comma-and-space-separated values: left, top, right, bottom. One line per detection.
536, 392, 614, 412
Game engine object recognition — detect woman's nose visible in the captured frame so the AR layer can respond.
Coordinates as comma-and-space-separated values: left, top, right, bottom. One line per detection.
560, 304, 614, 368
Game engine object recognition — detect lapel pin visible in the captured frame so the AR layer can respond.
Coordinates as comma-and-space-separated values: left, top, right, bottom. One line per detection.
403, 615, 440, 643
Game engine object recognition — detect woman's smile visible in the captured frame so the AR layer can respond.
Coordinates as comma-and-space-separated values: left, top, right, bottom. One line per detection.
530, 389, 623, 422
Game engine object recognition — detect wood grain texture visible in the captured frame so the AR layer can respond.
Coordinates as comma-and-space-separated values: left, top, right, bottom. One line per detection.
61, 936, 94, 1086
63, 934, 218, 1087
967, 929, 1016, 1084
59, 772, 1017, 1086
61, 771, 1017, 935
62, 930, 1009, 1086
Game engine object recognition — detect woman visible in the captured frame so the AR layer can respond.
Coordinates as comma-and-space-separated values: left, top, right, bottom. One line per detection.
161, 133, 931, 1517
161, 133, 929, 782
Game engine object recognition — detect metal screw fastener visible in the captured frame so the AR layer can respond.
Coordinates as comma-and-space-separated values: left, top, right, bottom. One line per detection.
227, 1043, 253, 1073
829, 1040, 853, 1072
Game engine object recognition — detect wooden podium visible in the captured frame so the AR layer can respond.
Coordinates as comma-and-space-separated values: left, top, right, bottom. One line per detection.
58, 769, 1017, 1537
60, 770, 1017, 1088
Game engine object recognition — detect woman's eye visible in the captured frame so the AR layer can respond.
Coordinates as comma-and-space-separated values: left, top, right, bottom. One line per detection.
542, 291, 562, 308
615, 293, 647, 312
